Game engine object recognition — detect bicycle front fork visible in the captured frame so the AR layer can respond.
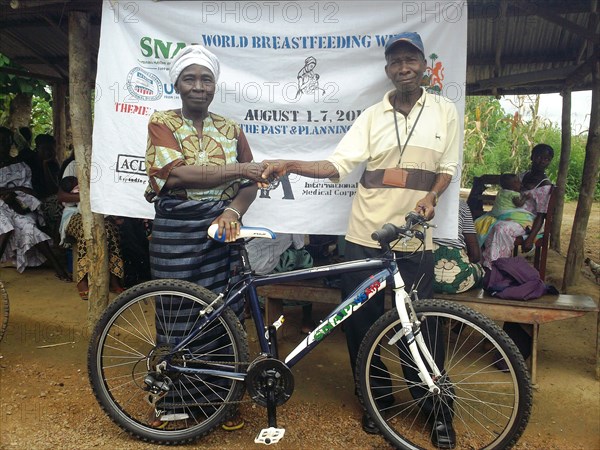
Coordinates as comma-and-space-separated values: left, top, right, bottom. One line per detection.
389, 273, 442, 395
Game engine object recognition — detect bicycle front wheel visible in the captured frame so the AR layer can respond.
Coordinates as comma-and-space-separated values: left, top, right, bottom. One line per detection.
88, 279, 249, 445
356, 298, 532, 450
0, 280, 8, 342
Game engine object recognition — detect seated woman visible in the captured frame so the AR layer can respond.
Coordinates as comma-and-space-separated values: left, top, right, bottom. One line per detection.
475, 144, 554, 368
478, 144, 554, 270
433, 200, 484, 293
57, 159, 125, 300
0, 126, 70, 281
474, 173, 535, 248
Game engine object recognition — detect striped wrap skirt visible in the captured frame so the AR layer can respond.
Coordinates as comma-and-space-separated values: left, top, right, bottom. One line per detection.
150, 197, 244, 416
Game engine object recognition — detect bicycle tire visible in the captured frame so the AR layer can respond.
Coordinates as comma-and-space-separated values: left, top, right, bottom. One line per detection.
356, 298, 532, 450
88, 279, 249, 445
0, 280, 8, 343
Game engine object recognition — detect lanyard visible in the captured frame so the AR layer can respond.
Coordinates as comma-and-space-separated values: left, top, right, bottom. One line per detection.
392, 94, 426, 166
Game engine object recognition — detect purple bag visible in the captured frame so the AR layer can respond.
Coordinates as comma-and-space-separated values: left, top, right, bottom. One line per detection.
483, 256, 549, 300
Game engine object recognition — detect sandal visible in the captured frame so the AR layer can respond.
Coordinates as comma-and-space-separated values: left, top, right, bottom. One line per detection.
79, 290, 89, 301
222, 413, 245, 431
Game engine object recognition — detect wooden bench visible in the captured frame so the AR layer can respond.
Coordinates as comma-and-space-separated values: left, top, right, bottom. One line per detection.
258, 281, 599, 384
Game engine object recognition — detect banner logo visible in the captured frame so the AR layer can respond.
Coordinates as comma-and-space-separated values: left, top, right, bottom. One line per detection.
126, 67, 163, 101
114, 154, 147, 184
116, 154, 146, 175
423, 52, 445, 93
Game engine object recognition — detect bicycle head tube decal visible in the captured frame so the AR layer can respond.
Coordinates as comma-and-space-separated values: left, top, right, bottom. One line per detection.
353, 277, 387, 306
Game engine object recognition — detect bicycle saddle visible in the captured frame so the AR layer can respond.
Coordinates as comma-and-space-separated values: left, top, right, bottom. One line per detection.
207, 224, 276, 242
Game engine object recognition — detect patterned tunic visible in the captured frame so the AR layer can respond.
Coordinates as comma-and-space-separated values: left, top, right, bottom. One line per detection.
145, 110, 252, 202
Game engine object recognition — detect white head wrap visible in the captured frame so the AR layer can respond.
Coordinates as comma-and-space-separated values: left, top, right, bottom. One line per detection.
169, 45, 220, 84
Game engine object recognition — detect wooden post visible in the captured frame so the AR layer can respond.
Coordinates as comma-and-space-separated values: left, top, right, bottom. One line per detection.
52, 82, 68, 162
562, 63, 600, 291
69, 11, 110, 327
551, 88, 571, 253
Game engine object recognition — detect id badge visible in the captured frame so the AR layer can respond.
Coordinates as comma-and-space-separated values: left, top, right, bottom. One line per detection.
382, 168, 408, 188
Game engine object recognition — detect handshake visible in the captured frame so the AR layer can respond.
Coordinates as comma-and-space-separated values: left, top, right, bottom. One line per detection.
241, 160, 286, 189
239, 159, 336, 188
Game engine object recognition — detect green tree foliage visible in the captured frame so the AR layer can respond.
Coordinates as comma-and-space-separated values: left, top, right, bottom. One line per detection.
30, 95, 53, 136
463, 95, 596, 201
0, 54, 51, 99
0, 53, 53, 138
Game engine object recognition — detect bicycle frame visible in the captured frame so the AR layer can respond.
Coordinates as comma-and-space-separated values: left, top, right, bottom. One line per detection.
162, 246, 441, 394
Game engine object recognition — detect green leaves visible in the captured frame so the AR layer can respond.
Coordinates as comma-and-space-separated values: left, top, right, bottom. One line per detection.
463, 95, 594, 201
0, 53, 51, 100
0, 53, 53, 134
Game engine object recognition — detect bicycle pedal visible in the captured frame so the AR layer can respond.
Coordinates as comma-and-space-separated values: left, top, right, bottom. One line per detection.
254, 427, 285, 445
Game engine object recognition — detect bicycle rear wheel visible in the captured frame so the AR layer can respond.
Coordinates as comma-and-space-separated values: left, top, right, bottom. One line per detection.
0, 280, 8, 342
88, 279, 249, 445
356, 298, 532, 450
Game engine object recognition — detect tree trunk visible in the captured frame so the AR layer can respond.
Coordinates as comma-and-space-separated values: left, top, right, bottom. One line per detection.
551, 89, 571, 252
8, 92, 32, 130
52, 82, 69, 163
69, 11, 110, 328
562, 63, 600, 291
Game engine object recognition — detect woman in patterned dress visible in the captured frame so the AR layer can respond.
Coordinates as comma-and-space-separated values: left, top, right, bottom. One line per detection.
480, 143, 554, 369
480, 144, 554, 269
57, 159, 125, 300
144, 45, 266, 431
0, 126, 70, 281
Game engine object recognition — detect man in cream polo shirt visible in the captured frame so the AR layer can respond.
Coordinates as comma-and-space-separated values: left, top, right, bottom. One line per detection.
261, 32, 459, 448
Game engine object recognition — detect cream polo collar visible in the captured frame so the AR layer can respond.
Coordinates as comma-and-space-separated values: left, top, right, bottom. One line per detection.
383, 88, 427, 112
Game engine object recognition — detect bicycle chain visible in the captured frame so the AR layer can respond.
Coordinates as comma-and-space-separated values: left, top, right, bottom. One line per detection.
157, 358, 253, 407
170, 357, 251, 368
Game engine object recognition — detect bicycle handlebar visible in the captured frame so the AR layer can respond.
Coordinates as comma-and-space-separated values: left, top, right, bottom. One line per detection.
370, 223, 399, 243
370, 211, 429, 245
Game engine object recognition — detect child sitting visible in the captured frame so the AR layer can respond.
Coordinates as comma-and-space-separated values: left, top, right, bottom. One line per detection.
474, 173, 535, 247
490, 173, 529, 216
58, 176, 79, 194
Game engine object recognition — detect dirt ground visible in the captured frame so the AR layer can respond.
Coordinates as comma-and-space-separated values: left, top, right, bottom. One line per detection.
0, 202, 598, 450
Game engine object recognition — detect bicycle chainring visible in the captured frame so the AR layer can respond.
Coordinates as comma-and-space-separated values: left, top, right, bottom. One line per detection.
245, 357, 294, 407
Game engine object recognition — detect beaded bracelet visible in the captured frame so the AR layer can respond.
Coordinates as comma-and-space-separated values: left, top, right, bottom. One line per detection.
224, 206, 241, 220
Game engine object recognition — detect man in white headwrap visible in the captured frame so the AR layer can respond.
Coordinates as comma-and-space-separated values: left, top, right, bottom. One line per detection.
144, 44, 265, 431
168, 44, 221, 84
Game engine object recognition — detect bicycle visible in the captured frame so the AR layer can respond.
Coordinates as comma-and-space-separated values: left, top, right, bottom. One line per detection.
0, 279, 8, 342
88, 211, 532, 449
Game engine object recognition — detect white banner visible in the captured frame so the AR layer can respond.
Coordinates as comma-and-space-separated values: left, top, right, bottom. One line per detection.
91, 0, 467, 238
